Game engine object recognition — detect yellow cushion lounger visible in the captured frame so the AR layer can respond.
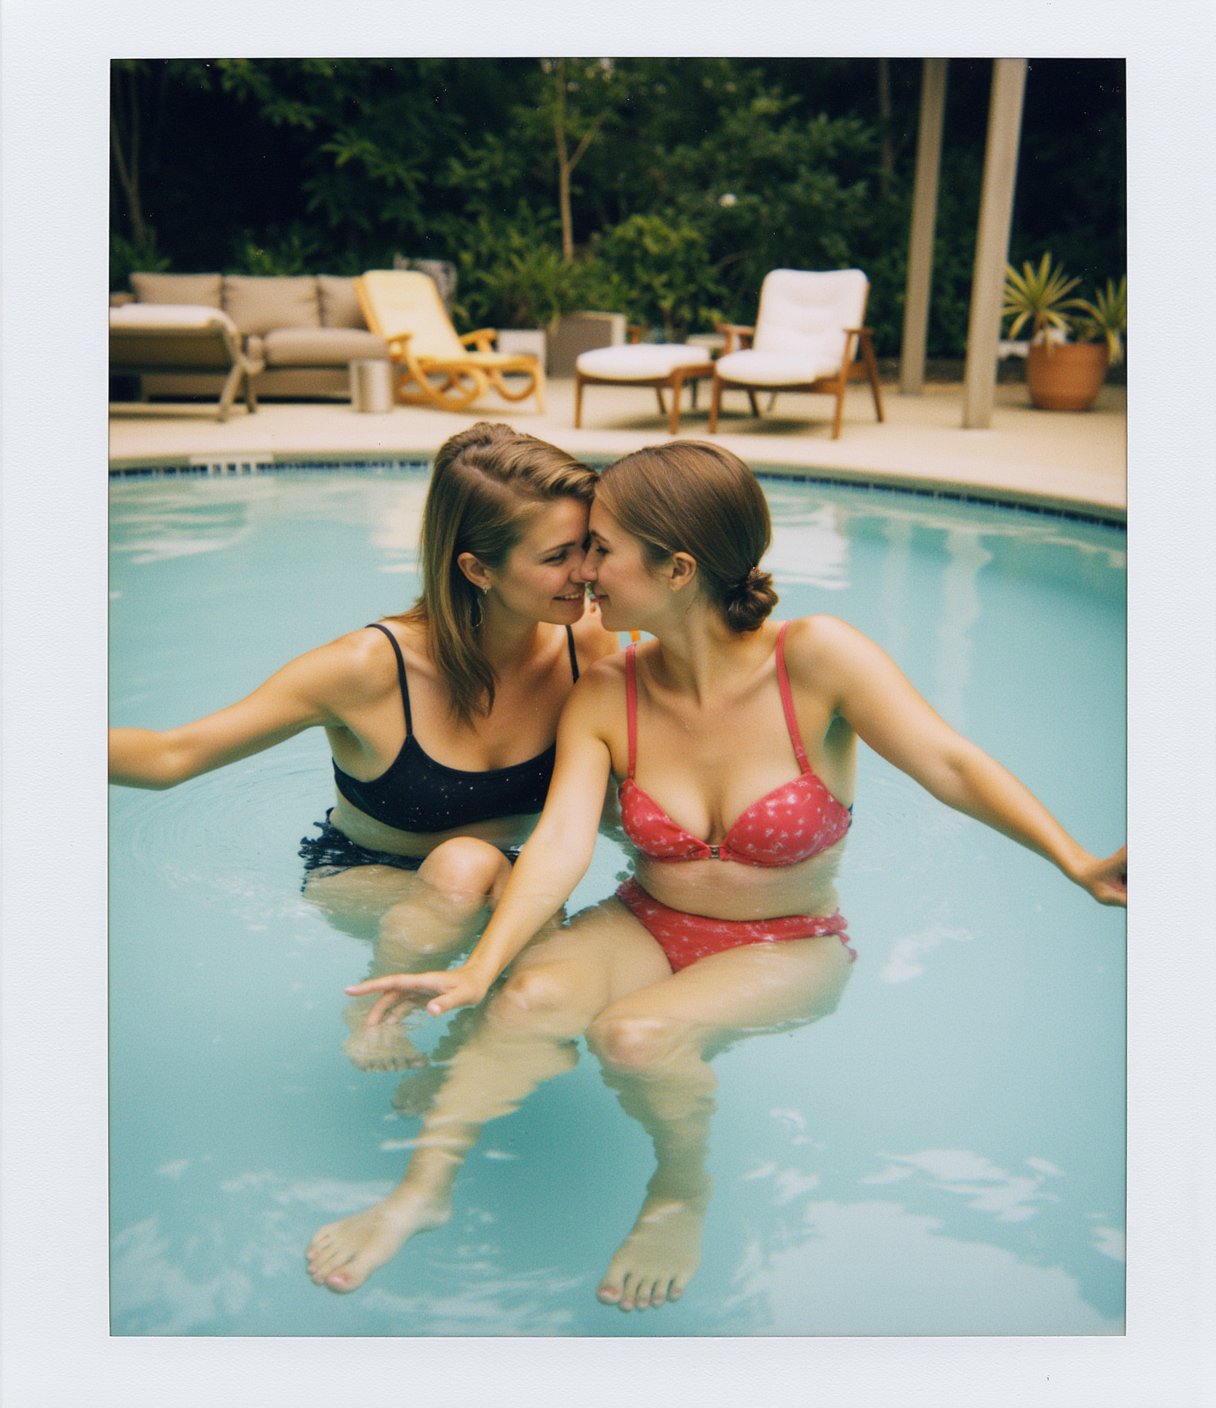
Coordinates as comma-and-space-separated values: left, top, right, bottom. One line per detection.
109, 303, 263, 421
356, 270, 545, 413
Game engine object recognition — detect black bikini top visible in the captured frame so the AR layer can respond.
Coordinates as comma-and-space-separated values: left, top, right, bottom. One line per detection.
332, 622, 578, 832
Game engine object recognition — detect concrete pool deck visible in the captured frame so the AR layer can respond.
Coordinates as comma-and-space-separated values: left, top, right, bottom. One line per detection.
109, 374, 1128, 521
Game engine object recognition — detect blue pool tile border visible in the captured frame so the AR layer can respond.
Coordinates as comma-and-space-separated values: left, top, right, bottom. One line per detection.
110, 457, 432, 477
109, 456, 1125, 530
749, 470, 1126, 529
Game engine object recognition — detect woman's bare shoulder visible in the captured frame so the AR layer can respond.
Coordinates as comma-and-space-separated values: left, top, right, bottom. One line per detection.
571, 604, 623, 663
782, 612, 861, 651
301, 619, 425, 705
781, 614, 873, 678
558, 652, 627, 741
577, 648, 629, 688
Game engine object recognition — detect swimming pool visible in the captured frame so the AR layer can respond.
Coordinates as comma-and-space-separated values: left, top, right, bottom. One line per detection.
108, 467, 1126, 1337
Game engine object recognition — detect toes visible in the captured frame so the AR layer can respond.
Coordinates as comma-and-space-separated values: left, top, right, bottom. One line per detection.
598, 1267, 681, 1311
308, 1249, 345, 1282
639, 1276, 667, 1310
312, 1248, 357, 1288
306, 1231, 333, 1266
326, 1252, 376, 1293
306, 1229, 354, 1283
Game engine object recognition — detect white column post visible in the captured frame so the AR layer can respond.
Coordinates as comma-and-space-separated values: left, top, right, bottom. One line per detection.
962, 58, 1027, 428
901, 58, 948, 395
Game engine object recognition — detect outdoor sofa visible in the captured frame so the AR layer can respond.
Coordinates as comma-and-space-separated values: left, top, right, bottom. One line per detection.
111, 272, 390, 403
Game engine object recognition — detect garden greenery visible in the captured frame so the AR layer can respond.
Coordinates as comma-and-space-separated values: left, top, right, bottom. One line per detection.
111, 57, 1125, 361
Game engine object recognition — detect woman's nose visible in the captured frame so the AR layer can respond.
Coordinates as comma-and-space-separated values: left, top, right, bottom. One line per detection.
575, 550, 598, 582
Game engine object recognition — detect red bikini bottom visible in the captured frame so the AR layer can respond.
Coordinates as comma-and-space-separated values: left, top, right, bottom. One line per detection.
615, 876, 855, 974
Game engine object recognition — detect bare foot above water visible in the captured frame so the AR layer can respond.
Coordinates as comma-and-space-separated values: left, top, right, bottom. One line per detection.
596, 1188, 709, 1312
306, 1189, 451, 1293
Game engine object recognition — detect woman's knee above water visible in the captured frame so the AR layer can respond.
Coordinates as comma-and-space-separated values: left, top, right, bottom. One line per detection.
416, 836, 512, 902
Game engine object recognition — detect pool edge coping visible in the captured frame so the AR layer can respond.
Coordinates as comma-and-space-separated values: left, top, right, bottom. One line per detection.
107, 448, 1128, 527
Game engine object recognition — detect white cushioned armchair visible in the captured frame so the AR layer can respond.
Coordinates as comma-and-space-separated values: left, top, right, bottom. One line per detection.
709, 269, 884, 439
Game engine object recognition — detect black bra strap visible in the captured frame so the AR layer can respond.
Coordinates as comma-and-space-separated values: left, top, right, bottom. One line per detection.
565, 624, 580, 682
366, 622, 412, 732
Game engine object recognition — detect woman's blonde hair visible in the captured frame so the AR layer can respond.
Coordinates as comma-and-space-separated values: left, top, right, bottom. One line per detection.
396, 422, 596, 724
596, 441, 778, 632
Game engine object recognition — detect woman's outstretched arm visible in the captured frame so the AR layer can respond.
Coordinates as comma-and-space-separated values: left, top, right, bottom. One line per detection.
790, 615, 1126, 906
109, 635, 365, 788
349, 668, 618, 1020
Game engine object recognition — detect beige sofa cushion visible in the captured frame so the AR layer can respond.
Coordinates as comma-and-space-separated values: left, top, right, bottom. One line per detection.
132, 272, 223, 307
110, 303, 237, 331
261, 326, 388, 367
317, 275, 365, 329
223, 275, 321, 335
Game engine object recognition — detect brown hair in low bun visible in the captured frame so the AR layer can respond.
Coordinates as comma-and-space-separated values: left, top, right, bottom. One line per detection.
596, 441, 778, 632
723, 563, 778, 633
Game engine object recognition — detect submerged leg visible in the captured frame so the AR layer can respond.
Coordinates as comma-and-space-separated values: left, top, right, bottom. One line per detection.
309, 838, 513, 1072
587, 929, 853, 1312
307, 899, 670, 1293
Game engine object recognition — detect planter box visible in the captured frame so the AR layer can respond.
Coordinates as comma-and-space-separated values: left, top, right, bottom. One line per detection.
545, 311, 627, 378
496, 328, 548, 373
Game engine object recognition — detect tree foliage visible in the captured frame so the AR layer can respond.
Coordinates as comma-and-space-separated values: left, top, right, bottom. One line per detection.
109, 57, 1125, 360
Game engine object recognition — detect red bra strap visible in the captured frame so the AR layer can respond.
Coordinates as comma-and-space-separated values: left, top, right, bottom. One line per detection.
624, 644, 638, 778
774, 622, 812, 774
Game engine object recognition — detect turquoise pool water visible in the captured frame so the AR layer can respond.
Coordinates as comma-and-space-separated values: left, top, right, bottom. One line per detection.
108, 468, 1126, 1337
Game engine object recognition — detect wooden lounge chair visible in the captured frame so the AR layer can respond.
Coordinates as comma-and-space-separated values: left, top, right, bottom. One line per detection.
356, 270, 544, 413
708, 269, 884, 440
109, 304, 263, 421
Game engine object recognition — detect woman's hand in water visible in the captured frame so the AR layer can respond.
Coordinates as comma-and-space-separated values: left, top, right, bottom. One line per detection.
346, 965, 491, 1023
1070, 845, 1127, 907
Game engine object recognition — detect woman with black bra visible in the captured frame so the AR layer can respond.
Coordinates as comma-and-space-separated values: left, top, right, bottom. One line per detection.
109, 422, 620, 1067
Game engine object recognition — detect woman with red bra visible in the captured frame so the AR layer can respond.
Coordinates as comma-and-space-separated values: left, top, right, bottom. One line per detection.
308, 441, 1126, 1305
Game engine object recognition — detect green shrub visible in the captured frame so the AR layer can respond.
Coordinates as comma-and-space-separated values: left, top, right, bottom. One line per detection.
229, 224, 325, 276
589, 214, 724, 341
110, 232, 169, 291
450, 212, 574, 329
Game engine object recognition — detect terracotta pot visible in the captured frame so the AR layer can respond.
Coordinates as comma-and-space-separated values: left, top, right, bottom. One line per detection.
1026, 341, 1109, 411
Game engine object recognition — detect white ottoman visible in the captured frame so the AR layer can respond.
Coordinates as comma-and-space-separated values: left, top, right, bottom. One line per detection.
574, 343, 715, 435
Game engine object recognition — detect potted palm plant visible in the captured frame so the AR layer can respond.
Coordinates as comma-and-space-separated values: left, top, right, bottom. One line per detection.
1003, 254, 1126, 411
